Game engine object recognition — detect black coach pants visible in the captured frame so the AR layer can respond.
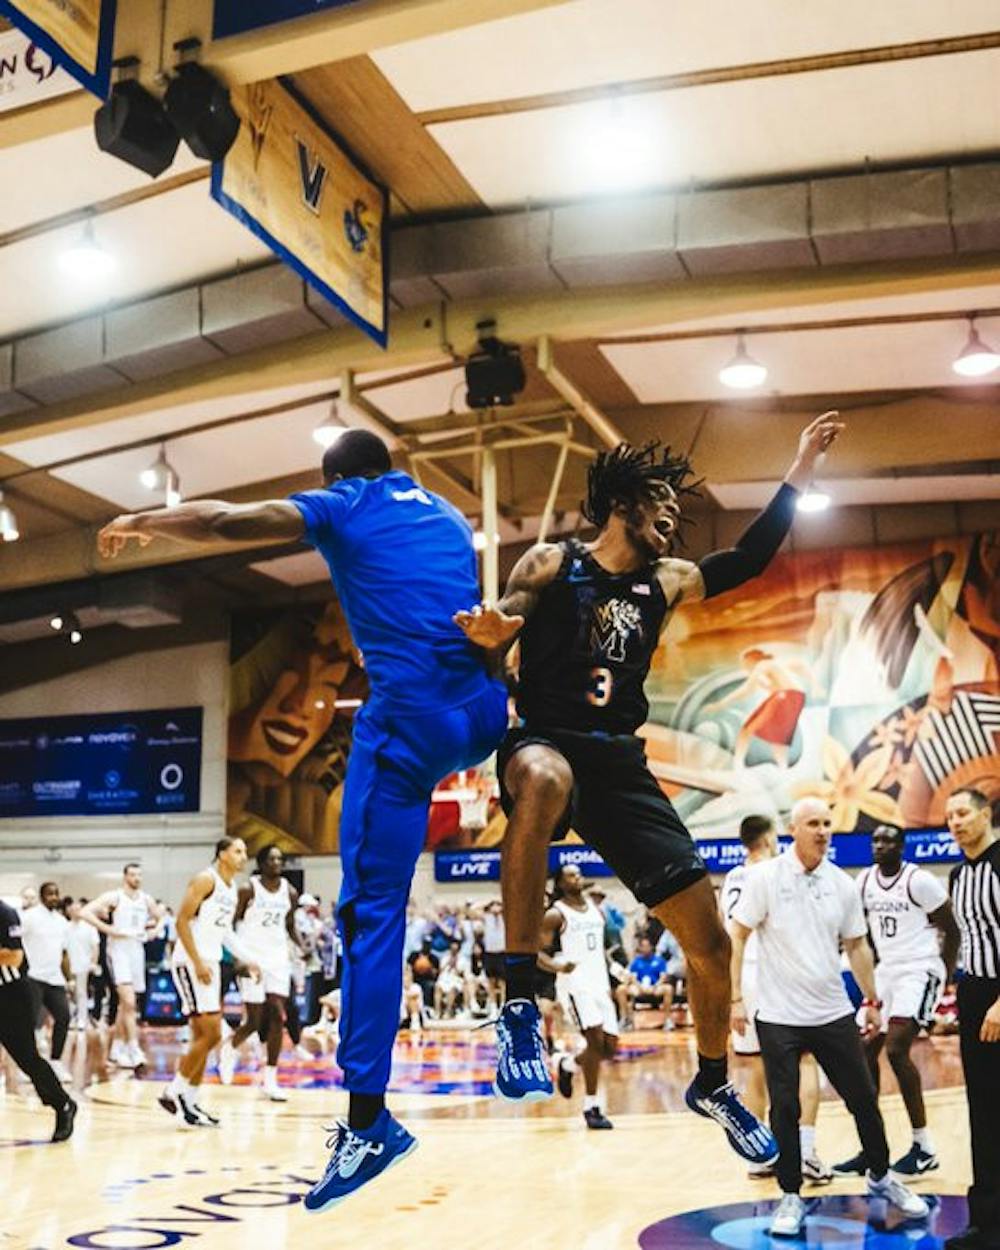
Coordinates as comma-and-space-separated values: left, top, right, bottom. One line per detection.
758, 1013, 890, 1193
958, 976, 1000, 1237
28, 977, 70, 1061
0, 983, 67, 1109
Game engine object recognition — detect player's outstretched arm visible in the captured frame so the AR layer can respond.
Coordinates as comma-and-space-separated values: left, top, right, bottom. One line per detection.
97, 499, 305, 559
660, 410, 845, 608
454, 541, 563, 650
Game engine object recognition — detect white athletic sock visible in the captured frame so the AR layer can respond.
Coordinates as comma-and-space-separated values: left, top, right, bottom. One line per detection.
170, 1074, 192, 1098
560, 1053, 578, 1074
913, 1127, 934, 1153
800, 1125, 816, 1156
583, 1093, 600, 1112
265, 1065, 278, 1085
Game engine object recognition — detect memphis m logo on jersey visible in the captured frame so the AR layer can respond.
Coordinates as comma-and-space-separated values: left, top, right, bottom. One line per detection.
591, 599, 643, 662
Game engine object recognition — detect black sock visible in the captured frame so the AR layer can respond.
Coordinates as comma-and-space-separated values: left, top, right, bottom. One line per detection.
503, 953, 537, 1004
695, 1053, 728, 1094
348, 1093, 385, 1132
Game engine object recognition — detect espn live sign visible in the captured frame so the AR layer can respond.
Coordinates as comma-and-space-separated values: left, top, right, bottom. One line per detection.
212, 76, 388, 347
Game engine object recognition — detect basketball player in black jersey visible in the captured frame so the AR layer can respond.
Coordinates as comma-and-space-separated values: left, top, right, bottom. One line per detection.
456, 411, 842, 1157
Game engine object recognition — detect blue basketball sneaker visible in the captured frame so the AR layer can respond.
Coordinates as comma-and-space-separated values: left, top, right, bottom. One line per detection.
493, 999, 553, 1101
684, 1077, 779, 1164
303, 1110, 418, 1213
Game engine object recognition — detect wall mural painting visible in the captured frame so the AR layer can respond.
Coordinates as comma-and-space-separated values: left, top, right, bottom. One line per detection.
227, 602, 367, 855
227, 533, 1000, 855
644, 531, 999, 837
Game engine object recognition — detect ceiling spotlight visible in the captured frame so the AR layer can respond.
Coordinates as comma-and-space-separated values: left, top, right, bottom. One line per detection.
94, 79, 181, 179
797, 489, 831, 514
313, 404, 345, 449
0, 489, 19, 543
164, 62, 240, 162
140, 444, 179, 495
53, 610, 82, 644
58, 221, 116, 282
952, 318, 1000, 378
719, 333, 768, 390
165, 475, 182, 508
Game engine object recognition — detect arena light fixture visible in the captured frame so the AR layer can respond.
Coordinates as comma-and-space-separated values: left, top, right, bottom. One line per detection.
138, 445, 180, 497
0, 490, 20, 542
49, 613, 64, 631
313, 404, 345, 450
58, 221, 116, 282
473, 529, 501, 551
719, 333, 768, 390
53, 610, 83, 644
797, 489, 831, 514
952, 317, 1000, 378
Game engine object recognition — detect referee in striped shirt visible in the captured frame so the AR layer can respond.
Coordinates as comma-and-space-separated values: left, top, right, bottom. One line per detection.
946, 787, 1000, 1250
0, 898, 76, 1141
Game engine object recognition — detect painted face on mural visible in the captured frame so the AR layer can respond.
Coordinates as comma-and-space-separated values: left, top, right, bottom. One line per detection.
229, 604, 357, 780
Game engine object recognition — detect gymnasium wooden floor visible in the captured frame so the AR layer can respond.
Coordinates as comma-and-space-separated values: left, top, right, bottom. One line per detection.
2, 1022, 971, 1250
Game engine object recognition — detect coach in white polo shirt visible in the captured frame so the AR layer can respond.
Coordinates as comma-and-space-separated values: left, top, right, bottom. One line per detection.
730, 797, 929, 1238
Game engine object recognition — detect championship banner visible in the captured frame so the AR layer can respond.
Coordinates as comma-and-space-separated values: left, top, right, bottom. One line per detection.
211, 76, 388, 346
0, 25, 78, 113
213, 0, 364, 40
0, 0, 116, 98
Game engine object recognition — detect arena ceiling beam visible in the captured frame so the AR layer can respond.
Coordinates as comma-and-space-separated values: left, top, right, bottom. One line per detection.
5, 251, 1000, 451
0, 0, 571, 149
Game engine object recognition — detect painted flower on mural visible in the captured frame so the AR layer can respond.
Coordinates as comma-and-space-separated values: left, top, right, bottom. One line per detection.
868, 719, 902, 752
794, 738, 904, 831
877, 750, 909, 793
898, 705, 933, 749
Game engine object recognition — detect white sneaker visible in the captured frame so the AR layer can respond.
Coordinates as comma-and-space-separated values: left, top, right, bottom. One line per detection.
802, 1153, 833, 1184
129, 1042, 147, 1067
295, 1044, 312, 1061
218, 1041, 236, 1086
866, 1171, 930, 1220
263, 1079, 289, 1103
109, 1039, 134, 1067
50, 1058, 72, 1085
770, 1193, 807, 1237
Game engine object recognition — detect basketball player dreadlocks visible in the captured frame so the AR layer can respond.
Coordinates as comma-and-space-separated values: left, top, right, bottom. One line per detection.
456, 410, 843, 1163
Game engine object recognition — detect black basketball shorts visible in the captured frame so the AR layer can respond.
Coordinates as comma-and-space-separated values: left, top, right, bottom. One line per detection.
497, 726, 707, 908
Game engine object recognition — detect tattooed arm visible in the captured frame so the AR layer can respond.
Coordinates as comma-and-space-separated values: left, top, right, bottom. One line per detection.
454, 542, 563, 651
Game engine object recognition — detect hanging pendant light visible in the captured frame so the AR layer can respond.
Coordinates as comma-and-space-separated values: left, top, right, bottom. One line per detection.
719, 333, 768, 390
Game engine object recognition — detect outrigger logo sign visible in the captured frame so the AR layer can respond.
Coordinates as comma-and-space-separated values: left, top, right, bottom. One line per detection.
591, 598, 643, 663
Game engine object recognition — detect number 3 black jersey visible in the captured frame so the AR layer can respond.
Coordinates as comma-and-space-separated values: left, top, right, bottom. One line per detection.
516, 540, 668, 735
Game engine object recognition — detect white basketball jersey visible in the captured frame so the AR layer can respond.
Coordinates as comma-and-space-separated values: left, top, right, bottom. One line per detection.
860, 864, 947, 969
237, 877, 291, 962
176, 867, 237, 964
554, 898, 609, 994
722, 864, 758, 970
109, 889, 151, 943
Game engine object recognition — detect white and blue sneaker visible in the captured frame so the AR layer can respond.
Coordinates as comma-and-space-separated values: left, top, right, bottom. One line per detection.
684, 1077, 779, 1164
493, 999, 553, 1102
303, 1111, 417, 1213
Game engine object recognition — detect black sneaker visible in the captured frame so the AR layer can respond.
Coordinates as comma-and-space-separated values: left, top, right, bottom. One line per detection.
52, 1097, 77, 1142
944, 1229, 986, 1250
892, 1143, 940, 1175
173, 1091, 203, 1128
158, 1090, 178, 1117
831, 1150, 867, 1176
557, 1056, 574, 1099
584, 1107, 613, 1130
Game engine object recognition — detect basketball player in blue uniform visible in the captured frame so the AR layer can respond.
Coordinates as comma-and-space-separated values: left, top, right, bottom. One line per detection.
98, 429, 508, 1210
456, 411, 842, 1165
